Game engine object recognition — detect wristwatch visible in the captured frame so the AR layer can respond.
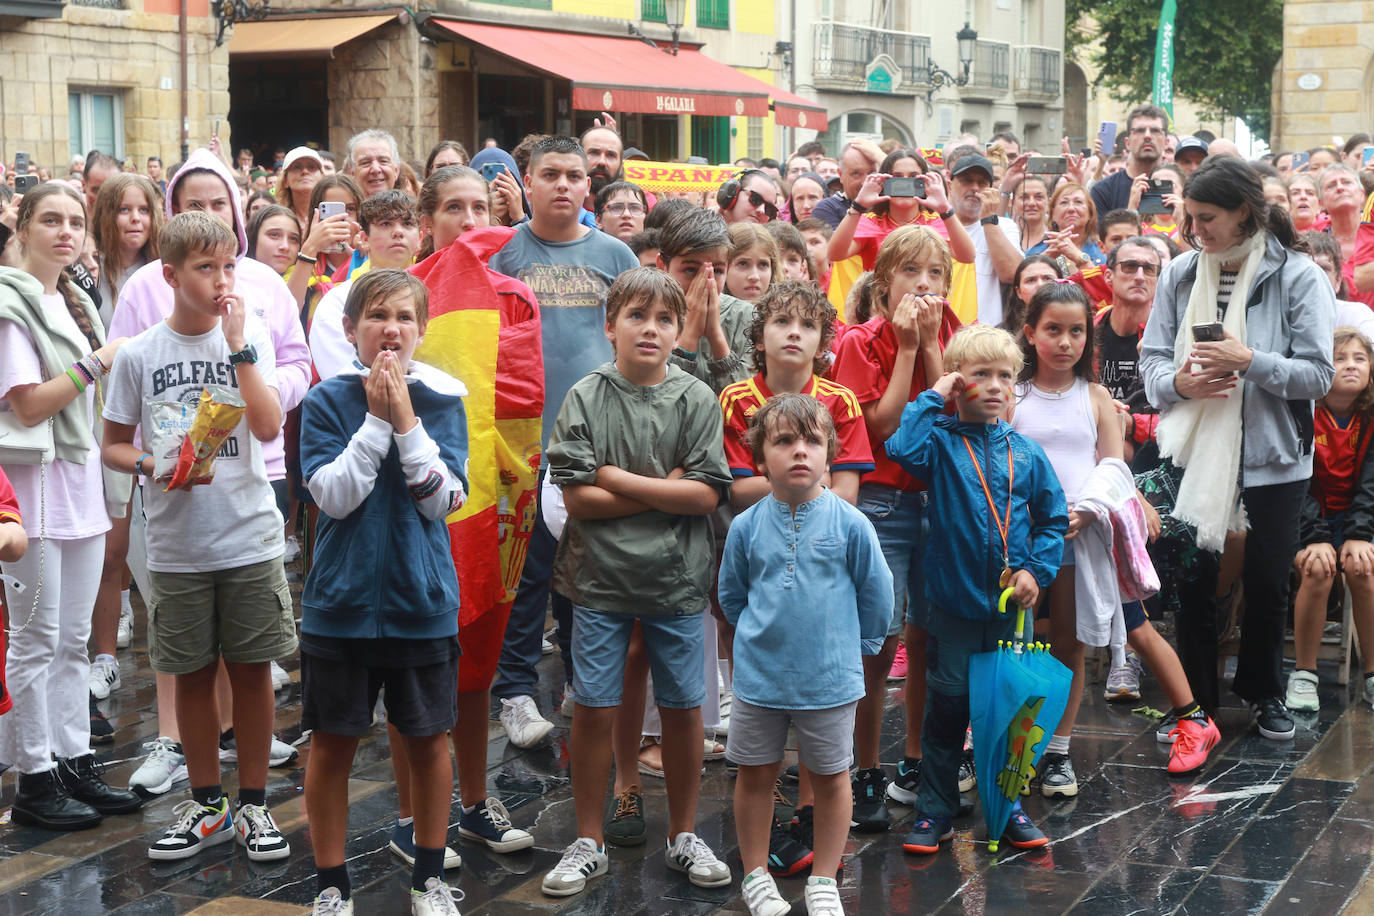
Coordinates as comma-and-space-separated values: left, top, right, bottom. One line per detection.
848, 201, 869, 215
938, 208, 955, 221
228, 344, 259, 367
980, 215, 1000, 227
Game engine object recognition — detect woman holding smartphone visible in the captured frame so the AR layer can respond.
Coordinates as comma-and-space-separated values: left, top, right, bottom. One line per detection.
284, 174, 363, 317
1140, 156, 1336, 739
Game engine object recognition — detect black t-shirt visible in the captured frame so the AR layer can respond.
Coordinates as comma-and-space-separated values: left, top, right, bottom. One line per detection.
1090, 169, 1133, 232
1096, 310, 1160, 473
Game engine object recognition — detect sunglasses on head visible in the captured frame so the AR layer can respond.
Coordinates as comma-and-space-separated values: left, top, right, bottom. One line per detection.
746, 190, 778, 219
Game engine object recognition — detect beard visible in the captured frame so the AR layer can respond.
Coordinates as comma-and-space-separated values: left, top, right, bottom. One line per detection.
589, 167, 616, 194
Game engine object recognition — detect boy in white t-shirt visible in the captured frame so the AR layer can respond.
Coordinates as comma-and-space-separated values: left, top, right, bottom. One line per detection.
103, 212, 296, 864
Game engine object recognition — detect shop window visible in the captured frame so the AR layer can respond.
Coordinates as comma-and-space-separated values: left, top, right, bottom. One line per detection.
747, 117, 763, 161
69, 89, 123, 160
642, 0, 666, 21
698, 0, 728, 29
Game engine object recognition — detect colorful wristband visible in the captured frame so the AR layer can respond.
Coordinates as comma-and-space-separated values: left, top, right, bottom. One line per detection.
135, 453, 152, 475
89, 351, 107, 375
66, 367, 86, 392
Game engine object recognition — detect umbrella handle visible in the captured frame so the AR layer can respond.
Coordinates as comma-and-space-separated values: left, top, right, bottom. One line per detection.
997, 587, 1031, 651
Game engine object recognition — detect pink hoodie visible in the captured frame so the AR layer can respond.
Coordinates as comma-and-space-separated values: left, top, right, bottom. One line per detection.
109, 148, 311, 479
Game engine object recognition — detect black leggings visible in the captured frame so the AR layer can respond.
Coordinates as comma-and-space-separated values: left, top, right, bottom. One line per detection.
1173, 479, 1306, 712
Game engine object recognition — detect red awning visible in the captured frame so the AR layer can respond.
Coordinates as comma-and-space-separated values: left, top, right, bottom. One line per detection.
431, 20, 825, 126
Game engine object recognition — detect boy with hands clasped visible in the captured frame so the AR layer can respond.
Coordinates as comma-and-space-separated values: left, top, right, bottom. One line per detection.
719, 394, 893, 916
883, 323, 1067, 856
103, 212, 293, 864
298, 268, 469, 916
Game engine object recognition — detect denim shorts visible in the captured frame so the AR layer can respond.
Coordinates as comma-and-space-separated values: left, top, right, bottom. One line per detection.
571, 605, 706, 709
856, 484, 930, 633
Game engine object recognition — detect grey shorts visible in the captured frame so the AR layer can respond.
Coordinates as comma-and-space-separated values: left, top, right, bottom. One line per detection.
146, 558, 298, 675
724, 698, 858, 776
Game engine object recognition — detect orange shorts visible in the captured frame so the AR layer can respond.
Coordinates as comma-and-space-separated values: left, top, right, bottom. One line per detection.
457, 601, 513, 693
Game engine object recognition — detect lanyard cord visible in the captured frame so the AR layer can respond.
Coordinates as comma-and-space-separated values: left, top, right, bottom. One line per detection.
961, 434, 1013, 565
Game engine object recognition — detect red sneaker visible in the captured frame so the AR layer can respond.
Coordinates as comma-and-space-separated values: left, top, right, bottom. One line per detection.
888, 643, 909, 681
1167, 715, 1220, 775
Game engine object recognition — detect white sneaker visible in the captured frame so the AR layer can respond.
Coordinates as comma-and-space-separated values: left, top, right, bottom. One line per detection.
116, 612, 134, 649
88, 657, 121, 700
541, 837, 608, 897
741, 865, 790, 916
560, 684, 575, 719
1285, 670, 1319, 712
312, 887, 354, 915
283, 534, 301, 564
234, 801, 290, 861
500, 696, 554, 748
410, 876, 464, 915
804, 875, 844, 915
129, 737, 188, 797
270, 659, 291, 692
665, 831, 731, 888
541, 636, 555, 655
219, 733, 300, 767
717, 689, 732, 736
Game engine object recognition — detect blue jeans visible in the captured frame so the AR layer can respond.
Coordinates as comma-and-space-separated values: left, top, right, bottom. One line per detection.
492, 469, 574, 700
570, 605, 706, 709
856, 484, 930, 635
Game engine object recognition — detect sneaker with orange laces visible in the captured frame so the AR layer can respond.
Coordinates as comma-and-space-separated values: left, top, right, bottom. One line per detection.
888, 643, 908, 681
1167, 715, 1220, 775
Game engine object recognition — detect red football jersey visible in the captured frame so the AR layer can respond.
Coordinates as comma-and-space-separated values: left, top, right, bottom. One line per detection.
720, 373, 875, 477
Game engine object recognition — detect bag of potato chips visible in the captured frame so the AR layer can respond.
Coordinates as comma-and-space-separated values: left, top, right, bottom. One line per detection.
145, 385, 247, 491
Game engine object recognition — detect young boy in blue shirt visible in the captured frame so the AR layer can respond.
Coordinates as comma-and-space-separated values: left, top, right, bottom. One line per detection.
540, 266, 734, 898
884, 322, 1067, 855
718, 394, 893, 916
297, 269, 469, 916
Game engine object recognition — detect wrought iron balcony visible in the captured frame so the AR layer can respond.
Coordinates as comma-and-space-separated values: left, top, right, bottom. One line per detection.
812, 21, 932, 95
1014, 45, 1061, 101
959, 39, 1010, 100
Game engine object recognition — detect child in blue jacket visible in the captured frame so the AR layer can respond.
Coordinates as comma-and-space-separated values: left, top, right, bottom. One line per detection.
298, 269, 469, 916
884, 321, 1067, 857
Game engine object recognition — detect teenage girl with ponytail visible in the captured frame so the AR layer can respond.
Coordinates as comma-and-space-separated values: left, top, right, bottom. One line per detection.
0, 183, 143, 831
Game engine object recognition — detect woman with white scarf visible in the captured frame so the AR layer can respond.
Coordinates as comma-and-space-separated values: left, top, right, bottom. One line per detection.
1140, 156, 1335, 742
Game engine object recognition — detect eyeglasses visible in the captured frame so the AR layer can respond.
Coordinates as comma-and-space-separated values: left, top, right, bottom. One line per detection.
747, 190, 779, 219
1129, 126, 1166, 136
604, 203, 646, 216
1115, 259, 1160, 276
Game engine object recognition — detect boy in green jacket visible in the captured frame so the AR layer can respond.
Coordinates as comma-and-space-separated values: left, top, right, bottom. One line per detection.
541, 266, 734, 899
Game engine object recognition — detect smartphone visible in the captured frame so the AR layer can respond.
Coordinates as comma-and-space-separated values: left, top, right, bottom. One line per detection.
479, 162, 507, 183
1098, 121, 1118, 155
1026, 157, 1067, 175
1292, 151, 1311, 171
213, 118, 220, 138
14, 174, 37, 193
883, 176, 926, 198
1192, 322, 1225, 342
13, 150, 29, 174
1363, 147, 1374, 168
1137, 178, 1175, 216
318, 200, 347, 252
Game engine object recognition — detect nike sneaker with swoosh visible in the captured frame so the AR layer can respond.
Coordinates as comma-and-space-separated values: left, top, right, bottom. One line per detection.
234, 802, 291, 861
148, 796, 233, 860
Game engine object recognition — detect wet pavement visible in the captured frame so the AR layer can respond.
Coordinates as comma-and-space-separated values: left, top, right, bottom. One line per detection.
2, 580, 1373, 915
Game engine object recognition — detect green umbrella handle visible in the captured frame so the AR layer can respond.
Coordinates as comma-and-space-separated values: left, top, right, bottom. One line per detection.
997, 587, 1031, 652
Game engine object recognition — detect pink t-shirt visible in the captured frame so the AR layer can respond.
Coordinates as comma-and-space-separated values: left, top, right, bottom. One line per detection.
0, 296, 111, 540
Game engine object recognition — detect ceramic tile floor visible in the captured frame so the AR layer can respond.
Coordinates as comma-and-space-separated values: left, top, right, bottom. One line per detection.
2, 583, 1372, 916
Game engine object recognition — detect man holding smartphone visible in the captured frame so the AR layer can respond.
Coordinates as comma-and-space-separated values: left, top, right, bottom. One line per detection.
1091, 105, 1168, 232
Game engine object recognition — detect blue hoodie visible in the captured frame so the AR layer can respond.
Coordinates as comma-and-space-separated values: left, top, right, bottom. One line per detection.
886, 390, 1068, 620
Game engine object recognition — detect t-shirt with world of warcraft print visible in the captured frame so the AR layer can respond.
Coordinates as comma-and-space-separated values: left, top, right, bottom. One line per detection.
103, 317, 283, 573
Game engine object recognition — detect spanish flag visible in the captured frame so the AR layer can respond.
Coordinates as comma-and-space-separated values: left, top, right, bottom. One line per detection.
410, 228, 544, 639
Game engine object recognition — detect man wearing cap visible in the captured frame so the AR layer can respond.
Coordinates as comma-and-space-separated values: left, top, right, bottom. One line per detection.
1090, 104, 1169, 231
1173, 137, 1208, 179
945, 145, 1022, 325
812, 140, 882, 229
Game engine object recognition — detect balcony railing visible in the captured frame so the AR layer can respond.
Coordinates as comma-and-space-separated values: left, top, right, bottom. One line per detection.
812, 21, 932, 94
960, 39, 1010, 99
1014, 45, 1061, 101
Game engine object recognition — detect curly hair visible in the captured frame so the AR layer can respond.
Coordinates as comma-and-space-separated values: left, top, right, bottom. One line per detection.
747, 281, 837, 375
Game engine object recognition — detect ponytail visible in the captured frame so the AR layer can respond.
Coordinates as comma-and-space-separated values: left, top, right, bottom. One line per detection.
57, 269, 102, 352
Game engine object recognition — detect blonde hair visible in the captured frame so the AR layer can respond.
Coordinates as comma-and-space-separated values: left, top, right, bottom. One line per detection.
727, 222, 782, 283
871, 225, 952, 312
943, 324, 1023, 375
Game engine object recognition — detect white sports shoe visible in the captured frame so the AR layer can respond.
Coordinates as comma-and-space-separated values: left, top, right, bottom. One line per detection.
218, 733, 300, 767
499, 695, 554, 748
116, 612, 134, 649
1285, 669, 1319, 712
88, 656, 121, 700
665, 831, 731, 888
804, 875, 844, 915
541, 837, 608, 897
234, 801, 290, 861
129, 737, 189, 797
312, 887, 354, 915
270, 659, 291, 692
560, 684, 575, 719
282, 534, 301, 564
741, 865, 790, 916
411, 876, 464, 915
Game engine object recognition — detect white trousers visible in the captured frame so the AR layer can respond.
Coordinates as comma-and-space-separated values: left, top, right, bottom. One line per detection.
0, 533, 105, 773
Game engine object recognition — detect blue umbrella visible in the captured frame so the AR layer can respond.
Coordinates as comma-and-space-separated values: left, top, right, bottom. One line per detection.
968, 588, 1072, 852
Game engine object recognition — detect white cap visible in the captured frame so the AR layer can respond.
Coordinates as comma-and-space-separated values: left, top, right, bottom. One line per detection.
281, 146, 323, 172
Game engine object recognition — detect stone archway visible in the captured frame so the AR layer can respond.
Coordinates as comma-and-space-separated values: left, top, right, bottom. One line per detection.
1064, 61, 1088, 147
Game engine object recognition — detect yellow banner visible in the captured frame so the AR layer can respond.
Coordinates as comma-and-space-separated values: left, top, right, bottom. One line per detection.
623, 160, 737, 193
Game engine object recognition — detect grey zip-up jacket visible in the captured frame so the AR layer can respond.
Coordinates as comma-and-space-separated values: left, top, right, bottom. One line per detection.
1140, 232, 1335, 488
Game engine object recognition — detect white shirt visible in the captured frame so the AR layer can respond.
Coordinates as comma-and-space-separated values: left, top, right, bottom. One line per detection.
309, 278, 356, 381
964, 216, 1022, 326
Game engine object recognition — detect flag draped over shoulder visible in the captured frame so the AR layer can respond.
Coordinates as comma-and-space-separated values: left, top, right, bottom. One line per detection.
410, 227, 544, 625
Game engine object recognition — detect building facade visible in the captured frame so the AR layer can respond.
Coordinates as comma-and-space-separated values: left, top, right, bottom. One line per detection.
1273, 0, 1374, 152
0, 0, 225, 174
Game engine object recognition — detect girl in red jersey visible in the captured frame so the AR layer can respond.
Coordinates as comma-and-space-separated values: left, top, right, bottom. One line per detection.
1291, 326, 1374, 711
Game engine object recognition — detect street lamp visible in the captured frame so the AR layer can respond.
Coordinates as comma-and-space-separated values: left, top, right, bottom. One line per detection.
628, 0, 688, 55
211, 0, 269, 47
925, 22, 978, 109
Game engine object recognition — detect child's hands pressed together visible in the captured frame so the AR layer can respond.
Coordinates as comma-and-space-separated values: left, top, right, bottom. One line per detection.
1010, 569, 1039, 608
384, 351, 417, 433
365, 351, 392, 423
914, 294, 944, 341
217, 292, 247, 351
891, 293, 921, 350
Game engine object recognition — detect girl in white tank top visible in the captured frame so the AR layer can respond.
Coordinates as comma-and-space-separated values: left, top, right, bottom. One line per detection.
1009, 280, 1124, 798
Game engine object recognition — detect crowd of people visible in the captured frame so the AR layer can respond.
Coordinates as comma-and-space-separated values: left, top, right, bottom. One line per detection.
0, 102, 1371, 916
